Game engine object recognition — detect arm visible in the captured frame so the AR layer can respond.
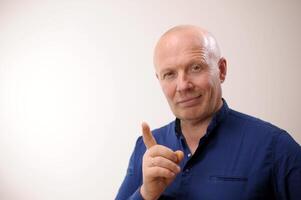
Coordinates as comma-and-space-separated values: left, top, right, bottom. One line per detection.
115, 137, 144, 200
273, 131, 301, 199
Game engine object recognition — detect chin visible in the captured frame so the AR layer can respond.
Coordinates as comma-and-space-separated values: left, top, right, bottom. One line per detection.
175, 109, 205, 121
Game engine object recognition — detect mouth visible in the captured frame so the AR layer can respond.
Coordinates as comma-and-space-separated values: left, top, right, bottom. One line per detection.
176, 95, 202, 107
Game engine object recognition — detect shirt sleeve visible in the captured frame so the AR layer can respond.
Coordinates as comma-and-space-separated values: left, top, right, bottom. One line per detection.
273, 131, 301, 199
115, 137, 145, 200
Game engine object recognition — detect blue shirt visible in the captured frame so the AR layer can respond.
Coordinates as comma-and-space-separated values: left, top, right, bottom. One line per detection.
116, 100, 301, 200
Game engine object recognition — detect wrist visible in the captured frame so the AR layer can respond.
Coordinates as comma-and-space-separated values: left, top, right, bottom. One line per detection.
140, 185, 158, 200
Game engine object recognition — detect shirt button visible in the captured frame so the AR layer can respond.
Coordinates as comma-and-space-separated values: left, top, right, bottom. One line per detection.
182, 168, 190, 176
188, 153, 191, 157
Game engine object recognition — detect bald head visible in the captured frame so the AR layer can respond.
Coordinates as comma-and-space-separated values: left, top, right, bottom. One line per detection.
152, 25, 227, 122
154, 25, 221, 72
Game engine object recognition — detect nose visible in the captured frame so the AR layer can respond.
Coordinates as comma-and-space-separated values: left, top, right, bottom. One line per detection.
176, 73, 193, 92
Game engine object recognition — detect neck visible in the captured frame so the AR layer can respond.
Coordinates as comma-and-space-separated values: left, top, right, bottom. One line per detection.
180, 118, 211, 155
180, 100, 223, 154
181, 99, 223, 134
181, 115, 212, 139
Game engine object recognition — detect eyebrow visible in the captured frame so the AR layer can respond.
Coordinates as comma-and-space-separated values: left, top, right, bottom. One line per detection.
157, 55, 208, 75
158, 68, 174, 76
184, 57, 208, 70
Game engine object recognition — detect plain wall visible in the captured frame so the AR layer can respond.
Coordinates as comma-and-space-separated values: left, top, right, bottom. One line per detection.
0, 0, 300, 199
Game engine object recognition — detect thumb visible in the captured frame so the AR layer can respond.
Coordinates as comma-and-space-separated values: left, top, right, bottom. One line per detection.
175, 150, 184, 164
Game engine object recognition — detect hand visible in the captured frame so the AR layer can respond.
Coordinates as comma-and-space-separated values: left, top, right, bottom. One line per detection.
140, 122, 184, 200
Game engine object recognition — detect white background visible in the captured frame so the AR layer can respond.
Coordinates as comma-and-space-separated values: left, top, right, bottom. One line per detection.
0, 0, 300, 199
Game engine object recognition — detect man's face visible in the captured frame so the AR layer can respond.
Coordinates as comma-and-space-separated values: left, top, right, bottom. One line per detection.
154, 32, 225, 122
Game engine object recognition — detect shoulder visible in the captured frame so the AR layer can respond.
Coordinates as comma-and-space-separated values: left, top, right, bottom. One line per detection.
226, 108, 300, 153
273, 130, 301, 163
227, 109, 284, 136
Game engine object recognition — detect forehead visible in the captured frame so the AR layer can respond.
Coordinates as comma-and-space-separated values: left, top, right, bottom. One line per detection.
154, 33, 208, 71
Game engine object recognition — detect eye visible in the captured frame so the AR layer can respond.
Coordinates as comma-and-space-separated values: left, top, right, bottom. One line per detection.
191, 64, 203, 72
162, 71, 175, 80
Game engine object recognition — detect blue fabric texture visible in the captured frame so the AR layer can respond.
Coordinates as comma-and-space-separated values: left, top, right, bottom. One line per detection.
116, 100, 301, 200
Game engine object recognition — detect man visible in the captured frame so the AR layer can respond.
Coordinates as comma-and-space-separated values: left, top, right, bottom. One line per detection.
116, 25, 301, 199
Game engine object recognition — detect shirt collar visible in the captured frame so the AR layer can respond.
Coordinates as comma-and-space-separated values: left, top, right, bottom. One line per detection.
174, 98, 229, 137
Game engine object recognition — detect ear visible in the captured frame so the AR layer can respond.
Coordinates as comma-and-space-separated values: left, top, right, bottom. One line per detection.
218, 57, 227, 83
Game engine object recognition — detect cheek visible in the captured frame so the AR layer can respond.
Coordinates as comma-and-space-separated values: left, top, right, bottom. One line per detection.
198, 73, 220, 90
207, 76, 222, 99
161, 82, 175, 100
193, 75, 212, 91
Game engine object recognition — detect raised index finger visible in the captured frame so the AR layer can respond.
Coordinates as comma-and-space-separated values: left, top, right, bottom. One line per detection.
142, 122, 157, 149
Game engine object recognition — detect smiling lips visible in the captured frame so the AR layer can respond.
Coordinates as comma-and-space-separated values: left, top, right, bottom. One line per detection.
176, 95, 202, 107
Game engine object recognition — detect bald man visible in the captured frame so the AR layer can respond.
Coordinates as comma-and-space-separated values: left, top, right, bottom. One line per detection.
116, 25, 301, 200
